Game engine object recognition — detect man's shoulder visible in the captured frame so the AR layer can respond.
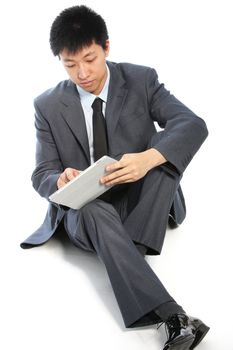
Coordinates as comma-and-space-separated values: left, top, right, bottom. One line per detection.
108, 61, 154, 77
110, 61, 151, 72
108, 61, 157, 87
34, 80, 71, 105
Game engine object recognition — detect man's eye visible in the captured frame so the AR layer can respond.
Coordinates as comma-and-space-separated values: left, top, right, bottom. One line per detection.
65, 65, 75, 68
86, 57, 96, 63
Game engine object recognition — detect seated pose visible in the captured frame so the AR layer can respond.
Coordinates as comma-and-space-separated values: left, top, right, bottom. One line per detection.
21, 5, 210, 350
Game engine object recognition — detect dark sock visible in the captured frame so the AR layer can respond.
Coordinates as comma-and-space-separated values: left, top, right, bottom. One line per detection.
154, 301, 185, 321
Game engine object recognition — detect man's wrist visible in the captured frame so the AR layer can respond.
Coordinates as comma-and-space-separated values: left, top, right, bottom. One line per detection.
143, 148, 167, 170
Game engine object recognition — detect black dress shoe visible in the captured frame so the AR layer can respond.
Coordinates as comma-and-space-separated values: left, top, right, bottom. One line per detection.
163, 314, 210, 350
188, 316, 210, 350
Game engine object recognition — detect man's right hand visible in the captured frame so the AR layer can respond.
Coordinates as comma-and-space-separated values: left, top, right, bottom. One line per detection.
57, 168, 81, 189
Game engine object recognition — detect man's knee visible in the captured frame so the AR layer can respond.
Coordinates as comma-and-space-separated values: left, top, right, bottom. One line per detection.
80, 199, 112, 220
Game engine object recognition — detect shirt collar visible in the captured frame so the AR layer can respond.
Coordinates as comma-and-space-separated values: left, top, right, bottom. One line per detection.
76, 64, 110, 109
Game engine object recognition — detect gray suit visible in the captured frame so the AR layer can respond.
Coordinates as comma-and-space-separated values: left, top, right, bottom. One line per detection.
21, 61, 208, 327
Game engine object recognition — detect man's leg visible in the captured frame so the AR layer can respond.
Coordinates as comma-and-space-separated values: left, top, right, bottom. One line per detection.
64, 199, 185, 329
121, 132, 185, 255
122, 165, 181, 255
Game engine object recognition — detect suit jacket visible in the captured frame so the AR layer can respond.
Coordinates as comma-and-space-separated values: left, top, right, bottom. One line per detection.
20, 61, 208, 249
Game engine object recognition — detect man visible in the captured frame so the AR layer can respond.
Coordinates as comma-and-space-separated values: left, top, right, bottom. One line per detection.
20, 5, 209, 350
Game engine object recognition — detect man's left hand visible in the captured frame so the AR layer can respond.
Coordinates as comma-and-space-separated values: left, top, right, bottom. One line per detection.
100, 148, 166, 186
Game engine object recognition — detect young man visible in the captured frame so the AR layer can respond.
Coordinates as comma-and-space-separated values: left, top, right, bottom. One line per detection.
20, 5, 209, 350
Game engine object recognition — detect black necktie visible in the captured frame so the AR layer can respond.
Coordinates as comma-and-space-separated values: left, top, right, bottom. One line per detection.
92, 98, 108, 161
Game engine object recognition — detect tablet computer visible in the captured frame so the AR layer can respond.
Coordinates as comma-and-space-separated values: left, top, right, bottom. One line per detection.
49, 156, 116, 210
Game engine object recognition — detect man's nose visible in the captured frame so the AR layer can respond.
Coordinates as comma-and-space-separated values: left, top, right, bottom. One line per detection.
78, 65, 89, 80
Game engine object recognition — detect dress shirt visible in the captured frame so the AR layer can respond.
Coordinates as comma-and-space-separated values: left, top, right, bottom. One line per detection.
76, 65, 110, 164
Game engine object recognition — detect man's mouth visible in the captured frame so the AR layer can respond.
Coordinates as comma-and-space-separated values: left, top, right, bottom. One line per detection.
80, 80, 94, 87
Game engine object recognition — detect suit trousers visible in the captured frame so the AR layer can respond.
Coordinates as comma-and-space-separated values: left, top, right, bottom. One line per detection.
63, 146, 185, 328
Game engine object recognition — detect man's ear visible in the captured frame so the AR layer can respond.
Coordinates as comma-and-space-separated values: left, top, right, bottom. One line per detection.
105, 40, 110, 57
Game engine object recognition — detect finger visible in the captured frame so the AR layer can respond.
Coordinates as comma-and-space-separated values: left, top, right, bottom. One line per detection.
101, 168, 128, 184
59, 172, 68, 183
65, 168, 76, 181
57, 177, 66, 189
105, 160, 124, 172
104, 173, 133, 185
73, 169, 80, 177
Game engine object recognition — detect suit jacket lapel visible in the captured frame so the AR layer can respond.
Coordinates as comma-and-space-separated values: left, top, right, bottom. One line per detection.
58, 63, 127, 164
105, 62, 128, 141
59, 80, 91, 164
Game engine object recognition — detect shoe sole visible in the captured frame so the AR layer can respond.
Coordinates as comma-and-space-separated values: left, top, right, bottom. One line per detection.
164, 334, 194, 350
190, 323, 210, 349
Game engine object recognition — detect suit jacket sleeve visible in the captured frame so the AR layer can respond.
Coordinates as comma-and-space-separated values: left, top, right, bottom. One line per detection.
146, 68, 208, 174
31, 100, 63, 201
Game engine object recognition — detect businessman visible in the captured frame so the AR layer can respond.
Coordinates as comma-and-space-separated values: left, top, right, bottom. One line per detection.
21, 5, 210, 350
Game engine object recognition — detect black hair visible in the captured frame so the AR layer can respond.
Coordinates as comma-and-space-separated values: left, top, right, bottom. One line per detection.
49, 5, 109, 56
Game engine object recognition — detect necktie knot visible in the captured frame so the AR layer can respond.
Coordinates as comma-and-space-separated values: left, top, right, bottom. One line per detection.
92, 98, 103, 113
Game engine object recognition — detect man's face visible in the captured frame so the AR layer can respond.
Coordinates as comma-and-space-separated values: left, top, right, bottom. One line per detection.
60, 41, 110, 96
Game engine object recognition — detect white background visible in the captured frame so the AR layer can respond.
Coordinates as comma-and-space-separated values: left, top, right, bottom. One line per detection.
0, 0, 232, 349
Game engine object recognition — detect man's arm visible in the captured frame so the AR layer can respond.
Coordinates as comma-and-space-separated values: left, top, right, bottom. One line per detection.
31, 101, 63, 200
101, 68, 208, 186
146, 68, 208, 174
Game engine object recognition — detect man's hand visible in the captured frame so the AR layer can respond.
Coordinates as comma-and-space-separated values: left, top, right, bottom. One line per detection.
100, 149, 167, 186
57, 168, 81, 189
